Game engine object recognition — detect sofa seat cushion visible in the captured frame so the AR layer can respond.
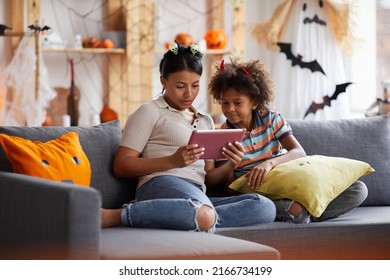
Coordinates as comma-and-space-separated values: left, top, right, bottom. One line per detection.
288, 116, 390, 206
100, 227, 280, 260
216, 206, 390, 260
0, 121, 135, 208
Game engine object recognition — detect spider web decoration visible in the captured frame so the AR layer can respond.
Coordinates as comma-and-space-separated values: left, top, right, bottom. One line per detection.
39, 0, 236, 126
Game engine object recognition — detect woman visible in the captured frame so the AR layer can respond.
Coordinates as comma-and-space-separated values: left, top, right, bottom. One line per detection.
101, 43, 276, 232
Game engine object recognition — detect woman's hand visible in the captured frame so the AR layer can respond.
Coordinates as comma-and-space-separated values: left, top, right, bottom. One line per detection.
170, 144, 205, 168
222, 141, 245, 169
246, 161, 274, 190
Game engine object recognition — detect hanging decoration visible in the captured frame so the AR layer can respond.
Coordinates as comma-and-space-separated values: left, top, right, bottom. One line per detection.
304, 82, 352, 117
277, 42, 326, 75
1, 24, 56, 126
252, 0, 355, 120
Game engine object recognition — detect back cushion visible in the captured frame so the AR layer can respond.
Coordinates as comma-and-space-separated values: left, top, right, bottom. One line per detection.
0, 121, 136, 208
288, 115, 390, 206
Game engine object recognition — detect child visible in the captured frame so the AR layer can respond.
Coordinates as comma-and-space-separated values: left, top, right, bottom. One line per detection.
208, 58, 368, 223
101, 44, 276, 231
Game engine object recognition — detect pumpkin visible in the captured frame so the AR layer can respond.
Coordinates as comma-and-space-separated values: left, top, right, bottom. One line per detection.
82, 37, 102, 48
165, 41, 173, 49
101, 39, 114, 48
204, 30, 227, 49
100, 105, 119, 123
174, 33, 194, 47
42, 115, 52, 126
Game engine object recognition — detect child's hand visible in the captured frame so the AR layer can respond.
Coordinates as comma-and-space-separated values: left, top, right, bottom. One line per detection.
221, 141, 245, 169
246, 161, 273, 189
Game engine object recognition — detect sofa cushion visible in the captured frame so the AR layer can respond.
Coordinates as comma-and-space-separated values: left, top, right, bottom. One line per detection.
288, 116, 390, 206
0, 121, 136, 208
101, 227, 280, 260
228, 155, 374, 217
0, 132, 91, 186
216, 206, 390, 259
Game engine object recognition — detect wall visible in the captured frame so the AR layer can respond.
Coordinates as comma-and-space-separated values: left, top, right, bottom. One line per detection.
41, 0, 108, 126
348, 0, 377, 114
0, 0, 12, 123
377, 0, 390, 99
246, 0, 377, 116
0, 0, 378, 125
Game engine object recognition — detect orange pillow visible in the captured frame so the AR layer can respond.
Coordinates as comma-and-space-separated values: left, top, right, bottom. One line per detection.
0, 132, 91, 186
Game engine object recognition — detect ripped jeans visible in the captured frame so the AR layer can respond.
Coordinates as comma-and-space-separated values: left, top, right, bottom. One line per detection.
121, 175, 276, 232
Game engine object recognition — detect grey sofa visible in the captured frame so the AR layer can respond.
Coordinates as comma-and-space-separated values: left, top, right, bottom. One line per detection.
216, 115, 390, 259
0, 115, 389, 260
0, 120, 278, 260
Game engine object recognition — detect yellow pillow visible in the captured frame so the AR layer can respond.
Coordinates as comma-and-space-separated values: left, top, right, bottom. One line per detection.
0, 132, 91, 186
229, 155, 374, 217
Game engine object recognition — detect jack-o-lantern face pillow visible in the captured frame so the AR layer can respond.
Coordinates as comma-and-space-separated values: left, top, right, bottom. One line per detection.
0, 132, 91, 186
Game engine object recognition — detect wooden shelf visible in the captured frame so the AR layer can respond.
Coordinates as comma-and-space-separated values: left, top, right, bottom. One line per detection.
155, 48, 231, 55
30, 0, 244, 126
42, 48, 125, 54
204, 49, 231, 55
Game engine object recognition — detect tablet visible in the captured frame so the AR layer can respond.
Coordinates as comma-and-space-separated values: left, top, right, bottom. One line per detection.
188, 129, 246, 159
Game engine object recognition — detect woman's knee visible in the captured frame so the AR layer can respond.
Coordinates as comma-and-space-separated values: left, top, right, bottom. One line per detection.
196, 204, 217, 232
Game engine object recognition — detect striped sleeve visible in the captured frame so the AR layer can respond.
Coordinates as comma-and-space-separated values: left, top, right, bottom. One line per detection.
272, 112, 292, 140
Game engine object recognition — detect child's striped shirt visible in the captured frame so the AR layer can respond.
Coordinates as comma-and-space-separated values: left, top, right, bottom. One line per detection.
220, 110, 292, 178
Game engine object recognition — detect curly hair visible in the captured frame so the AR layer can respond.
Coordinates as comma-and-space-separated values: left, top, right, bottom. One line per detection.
208, 58, 274, 113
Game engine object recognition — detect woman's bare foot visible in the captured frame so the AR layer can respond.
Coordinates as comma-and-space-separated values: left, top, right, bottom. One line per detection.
101, 209, 122, 228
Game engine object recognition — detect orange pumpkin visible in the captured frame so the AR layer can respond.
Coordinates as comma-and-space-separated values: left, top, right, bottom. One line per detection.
101, 39, 114, 48
174, 33, 194, 47
82, 37, 101, 48
42, 115, 52, 126
100, 105, 119, 123
165, 41, 173, 49
204, 30, 227, 49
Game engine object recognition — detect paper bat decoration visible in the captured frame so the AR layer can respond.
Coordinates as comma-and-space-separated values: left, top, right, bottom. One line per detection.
277, 42, 326, 76
304, 82, 352, 118
27, 24, 51, 33
0, 24, 12, 34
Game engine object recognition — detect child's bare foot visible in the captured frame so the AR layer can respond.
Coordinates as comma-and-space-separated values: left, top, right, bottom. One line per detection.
101, 209, 122, 228
274, 199, 311, 223
288, 201, 305, 216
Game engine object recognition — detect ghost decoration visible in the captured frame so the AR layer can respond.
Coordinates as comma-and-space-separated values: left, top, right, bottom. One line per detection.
2, 30, 56, 126
252, 0, 354, 120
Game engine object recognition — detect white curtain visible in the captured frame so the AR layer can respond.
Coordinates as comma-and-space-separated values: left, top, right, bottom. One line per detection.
272, 0, 351, 120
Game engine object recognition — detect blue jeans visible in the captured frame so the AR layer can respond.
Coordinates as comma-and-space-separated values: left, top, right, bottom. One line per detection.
121, 175, 276, 232
311, 180, 368, 222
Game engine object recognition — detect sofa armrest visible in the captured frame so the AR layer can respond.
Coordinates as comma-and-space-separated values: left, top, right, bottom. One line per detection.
0, 171, 101, 259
